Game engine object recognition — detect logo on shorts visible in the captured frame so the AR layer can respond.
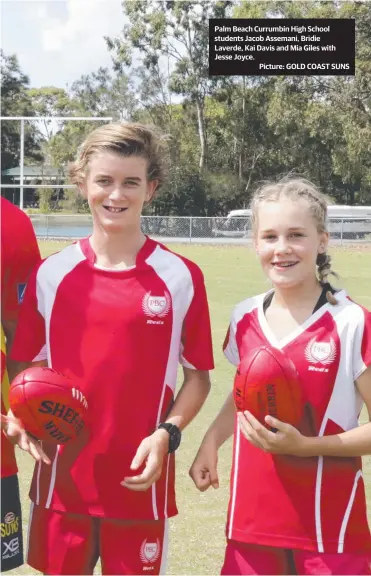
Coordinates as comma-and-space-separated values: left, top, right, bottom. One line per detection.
305, 337, 337, 373
140, 538, 160, 565
142, 292, 171, 325
17, 283, 27, 304
2, 537, 20, 560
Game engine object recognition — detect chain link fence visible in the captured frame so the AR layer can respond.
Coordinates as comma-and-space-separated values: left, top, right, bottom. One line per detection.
29, 214, 371, 245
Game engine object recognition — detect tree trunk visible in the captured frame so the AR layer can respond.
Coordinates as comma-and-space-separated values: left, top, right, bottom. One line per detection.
196, 97, 207, 171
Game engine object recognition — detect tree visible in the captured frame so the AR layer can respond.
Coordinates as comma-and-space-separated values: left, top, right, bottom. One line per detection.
106, 0, 233, 171
1, 51, 42, 174
234, 0, 371, 204
27, 86, 78, 139
70, 67, 136, 121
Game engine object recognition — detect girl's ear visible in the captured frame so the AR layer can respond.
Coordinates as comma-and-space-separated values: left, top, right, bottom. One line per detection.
318, 231, 329, 254
79, 182, 87, 199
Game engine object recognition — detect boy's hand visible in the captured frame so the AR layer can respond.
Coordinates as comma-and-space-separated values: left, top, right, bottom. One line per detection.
121, 429, 169, 491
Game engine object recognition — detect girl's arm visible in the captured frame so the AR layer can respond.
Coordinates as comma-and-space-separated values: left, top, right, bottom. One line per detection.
202, 391, 236, 449
189, 392, 235, 491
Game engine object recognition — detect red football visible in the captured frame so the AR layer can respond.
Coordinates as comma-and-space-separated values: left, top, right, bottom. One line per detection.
9, 367, 88, 444
233, 346, 302, 429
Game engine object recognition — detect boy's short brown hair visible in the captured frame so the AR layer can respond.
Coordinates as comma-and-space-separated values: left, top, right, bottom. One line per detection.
68, 122, 168, 190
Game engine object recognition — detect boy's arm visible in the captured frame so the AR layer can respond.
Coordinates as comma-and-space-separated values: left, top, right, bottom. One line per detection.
123, 266, 214, 492
122, 369, 212, 492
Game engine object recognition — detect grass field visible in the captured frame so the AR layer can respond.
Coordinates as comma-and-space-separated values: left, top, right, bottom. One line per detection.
9, 241, 371, 575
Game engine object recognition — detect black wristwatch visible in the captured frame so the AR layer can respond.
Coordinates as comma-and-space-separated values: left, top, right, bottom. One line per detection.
157, 423, 182, 453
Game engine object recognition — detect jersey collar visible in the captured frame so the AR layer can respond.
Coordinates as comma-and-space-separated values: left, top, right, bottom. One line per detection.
78, 235, 157, 271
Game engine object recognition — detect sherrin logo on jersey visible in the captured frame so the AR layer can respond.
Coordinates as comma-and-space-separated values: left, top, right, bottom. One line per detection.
142, 291, 171, 325
140, 538, 161, 565
305, 337, 337, 373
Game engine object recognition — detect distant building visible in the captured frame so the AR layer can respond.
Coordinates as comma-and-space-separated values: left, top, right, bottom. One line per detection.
1, 165, 66, 207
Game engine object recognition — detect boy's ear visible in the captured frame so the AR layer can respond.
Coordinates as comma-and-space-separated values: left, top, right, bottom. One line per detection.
145, 180, 158, 203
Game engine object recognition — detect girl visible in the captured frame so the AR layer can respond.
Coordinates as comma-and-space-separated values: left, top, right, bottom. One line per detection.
190, 177, 371, 575
7, 122, 214, 575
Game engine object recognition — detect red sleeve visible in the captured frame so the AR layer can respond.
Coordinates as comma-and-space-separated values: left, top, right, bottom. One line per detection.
1, 205, 41, 323
180, 270, 214, 371
10, 264, 47, 363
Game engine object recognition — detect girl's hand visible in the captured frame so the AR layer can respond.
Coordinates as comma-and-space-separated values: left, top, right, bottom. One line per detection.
189, 439, 219, 491
238, 410, 308, 456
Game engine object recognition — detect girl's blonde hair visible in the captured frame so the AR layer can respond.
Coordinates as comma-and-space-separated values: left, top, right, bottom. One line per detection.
68, 122, 168, 190
250, 177, 338, 300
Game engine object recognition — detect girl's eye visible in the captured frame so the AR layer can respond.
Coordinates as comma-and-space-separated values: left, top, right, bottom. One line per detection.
97, 179, 110, 185
290, 233, 304, 238
263, 235, 276, 240
125, 181, 139, 187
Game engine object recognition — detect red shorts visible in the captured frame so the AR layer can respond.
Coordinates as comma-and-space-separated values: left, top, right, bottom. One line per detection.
27, 503, 168, 575
221, 541, 371, 575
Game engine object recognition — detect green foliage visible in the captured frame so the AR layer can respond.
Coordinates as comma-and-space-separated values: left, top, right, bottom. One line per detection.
70, 68, 136, 121
2, 1, 371, 213
1, 51, 43, 172
106, 0, 232, 170
60, 188, 90, 214
37, 187, 53, 213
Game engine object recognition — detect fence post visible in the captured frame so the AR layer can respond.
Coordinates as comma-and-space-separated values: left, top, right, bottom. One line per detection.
20, 119, 24, 210
189, 217, 192, 243
46, 214, 49, 239
340, 218, 344, 247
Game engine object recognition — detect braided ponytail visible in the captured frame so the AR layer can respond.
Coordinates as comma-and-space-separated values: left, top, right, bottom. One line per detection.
316, 252, 338, 305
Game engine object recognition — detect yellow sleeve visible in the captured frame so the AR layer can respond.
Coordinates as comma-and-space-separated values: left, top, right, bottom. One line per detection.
1, 325, 10, 413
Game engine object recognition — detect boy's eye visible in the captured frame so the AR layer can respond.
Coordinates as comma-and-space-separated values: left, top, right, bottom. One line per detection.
97, 179, 110, 185
290, 233, 304, 238
125, 181, 139, 186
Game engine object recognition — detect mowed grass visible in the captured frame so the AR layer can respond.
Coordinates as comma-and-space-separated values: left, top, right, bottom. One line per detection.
10, 241, 371, 575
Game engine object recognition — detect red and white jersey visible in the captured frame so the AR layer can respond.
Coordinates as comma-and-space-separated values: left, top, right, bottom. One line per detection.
223, 289, 371, 554
11, 237, 214, 520
1, 197, 41, 478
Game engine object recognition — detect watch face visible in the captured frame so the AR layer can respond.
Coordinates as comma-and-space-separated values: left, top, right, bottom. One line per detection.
168, 426, 182, 453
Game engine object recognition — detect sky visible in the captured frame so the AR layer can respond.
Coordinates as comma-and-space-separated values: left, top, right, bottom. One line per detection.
1, 0, 125, 89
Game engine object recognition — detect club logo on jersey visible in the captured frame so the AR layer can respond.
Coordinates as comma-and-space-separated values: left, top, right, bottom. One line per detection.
142, 291, 171, 325
17, 283, 27, 304
140, 538, 160, 565
305, 337, 337, 372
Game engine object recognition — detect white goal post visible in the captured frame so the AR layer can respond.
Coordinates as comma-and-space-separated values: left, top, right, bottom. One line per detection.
0, 116, 112, 209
